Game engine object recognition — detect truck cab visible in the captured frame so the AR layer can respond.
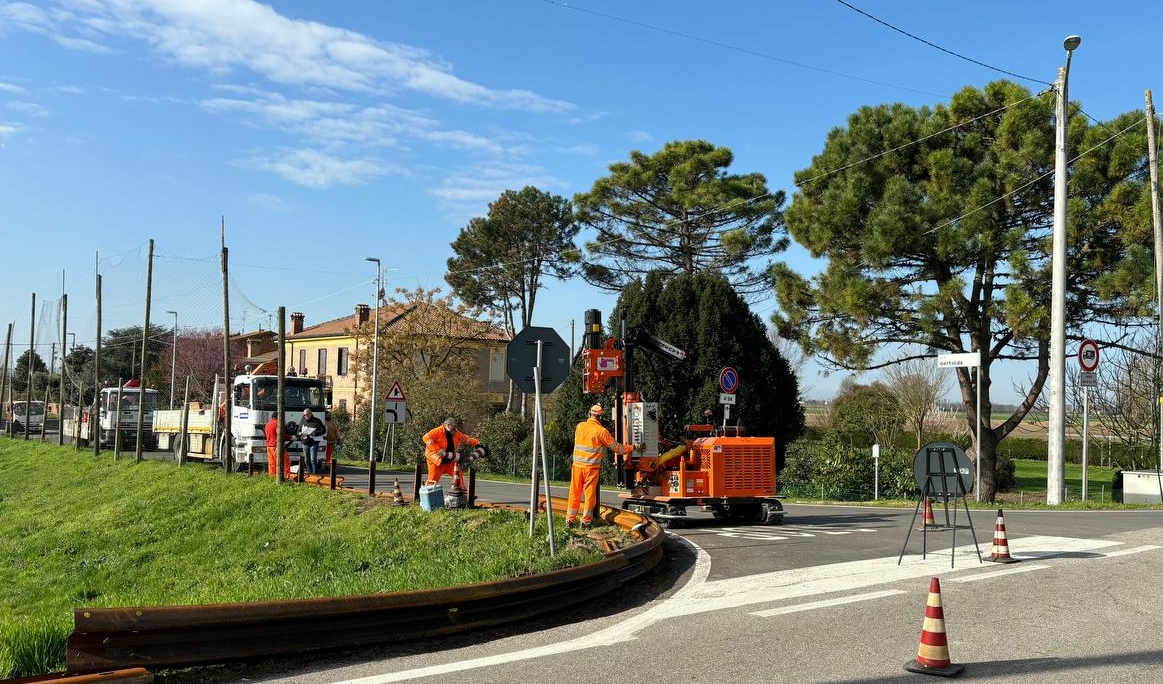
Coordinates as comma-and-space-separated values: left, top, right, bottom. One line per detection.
229, 374, 327, 470
12, 400, 46, 434
95, 384, 160, 449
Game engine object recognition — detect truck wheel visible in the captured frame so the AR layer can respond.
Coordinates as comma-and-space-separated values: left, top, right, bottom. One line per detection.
758, 501, 784, 525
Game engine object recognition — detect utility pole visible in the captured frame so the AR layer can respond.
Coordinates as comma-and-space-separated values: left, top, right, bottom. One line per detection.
26, 292, 35, 440
136, 239, 153, 462
221, 218, 233, 473
1, 323, 11, 435
94, 268, 102, 457
1047, 36, 1081, 505
59, 293, 67, 446
1146, 90, 1163, 472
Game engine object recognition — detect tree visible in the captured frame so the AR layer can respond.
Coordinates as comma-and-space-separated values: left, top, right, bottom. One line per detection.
574, 140, 788, 297
446, 186, 581, 337
546, 271, 805, 472
773, 80, 1155, 501
97, 325, 169, 390
347, 287, 498, 462
828, 381, 902, 449
11, 349, 47, 392
159, 328, 230, 405
446, 186, 581, 414
882, 354, 952, 449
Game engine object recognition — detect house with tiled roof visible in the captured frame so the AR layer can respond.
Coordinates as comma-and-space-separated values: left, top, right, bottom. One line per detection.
279, 303, 510, 416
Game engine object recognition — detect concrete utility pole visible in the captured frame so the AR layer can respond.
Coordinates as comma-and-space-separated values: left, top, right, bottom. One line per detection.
58, 293, 67, 446
366, 257, 381, 496
1047, 35, 1081, 505
26, 292, 35, 440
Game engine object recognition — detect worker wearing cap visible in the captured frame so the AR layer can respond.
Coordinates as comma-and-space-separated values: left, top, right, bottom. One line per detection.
567, 404, 635, 528
422, 417, 482, 486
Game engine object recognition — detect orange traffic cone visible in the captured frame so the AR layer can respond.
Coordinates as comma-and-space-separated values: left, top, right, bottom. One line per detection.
904, 577, 964, 677
920, 497, 938, 530
391, 477, 405, 506
986, 509, 1018, 563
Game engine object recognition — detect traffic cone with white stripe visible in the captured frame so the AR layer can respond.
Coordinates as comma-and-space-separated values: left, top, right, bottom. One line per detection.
986, 509, 1018, 563
919, 497, 938, 530
391, 477, 405, 506
904, 577, 964, 677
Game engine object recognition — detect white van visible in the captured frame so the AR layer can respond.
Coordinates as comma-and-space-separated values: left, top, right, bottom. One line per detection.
13, 400, 46, 434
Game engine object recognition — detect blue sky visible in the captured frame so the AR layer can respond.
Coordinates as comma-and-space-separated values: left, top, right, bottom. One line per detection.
0, 0, 1158, 404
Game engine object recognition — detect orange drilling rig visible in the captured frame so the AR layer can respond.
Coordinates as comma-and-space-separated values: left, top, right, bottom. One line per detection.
580, 309, 784, 527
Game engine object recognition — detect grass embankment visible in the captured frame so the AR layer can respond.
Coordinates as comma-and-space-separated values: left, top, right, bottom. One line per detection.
0, 440, 602, 678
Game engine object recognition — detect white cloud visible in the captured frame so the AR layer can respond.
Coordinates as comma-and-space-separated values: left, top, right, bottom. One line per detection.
248, 192, 284, 210
28, 0, 575, 113
242, 148, 389, 189
0, 122, 21, 143
628, 130, 654, 144
0, 82, 27, 93
7, 101, 48, 116
431, 162, 560, 203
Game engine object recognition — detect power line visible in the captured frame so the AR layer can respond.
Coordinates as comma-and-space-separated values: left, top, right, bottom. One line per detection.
831, 0, 1051, 86
530, 0, 947, 98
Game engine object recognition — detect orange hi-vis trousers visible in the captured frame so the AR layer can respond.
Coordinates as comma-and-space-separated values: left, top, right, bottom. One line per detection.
566, 463, 601, 525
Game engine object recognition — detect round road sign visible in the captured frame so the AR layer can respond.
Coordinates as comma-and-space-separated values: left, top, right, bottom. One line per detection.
719, 367, 739, 394
911, 442, 974, 500
1078, 339, 1100, 373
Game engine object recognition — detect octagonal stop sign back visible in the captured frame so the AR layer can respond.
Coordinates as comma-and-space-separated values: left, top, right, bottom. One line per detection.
505, 326, 570, 394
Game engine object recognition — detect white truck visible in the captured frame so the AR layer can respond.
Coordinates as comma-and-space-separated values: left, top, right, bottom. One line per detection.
12, 400, 46, 434
64, 381, 160, 450
153, 404, 218, 458
228, 372, 328, 472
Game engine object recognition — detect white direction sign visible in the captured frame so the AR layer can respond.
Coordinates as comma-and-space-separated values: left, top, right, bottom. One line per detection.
937, 352, 980, 368
719, 393, 736, 405
383, 401, 406, 424
1079, 371, 1098, 388
1078, 339, 1100, 373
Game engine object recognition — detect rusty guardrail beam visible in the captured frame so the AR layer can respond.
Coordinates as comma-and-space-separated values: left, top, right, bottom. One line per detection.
65, 499, 664, 675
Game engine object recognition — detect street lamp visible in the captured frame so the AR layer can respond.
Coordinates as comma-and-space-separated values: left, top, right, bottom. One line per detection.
1047, 35, 1081, 505
365, 257, 381, 493
166, 310, 177, 410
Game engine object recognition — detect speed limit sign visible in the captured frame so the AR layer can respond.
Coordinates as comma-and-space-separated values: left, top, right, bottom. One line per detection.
1078, 339, 1100, 373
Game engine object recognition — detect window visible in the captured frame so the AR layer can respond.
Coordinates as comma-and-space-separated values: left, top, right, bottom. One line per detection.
317, 348, 328, 375
337, 348, 350, 376
299, 349, 307, 375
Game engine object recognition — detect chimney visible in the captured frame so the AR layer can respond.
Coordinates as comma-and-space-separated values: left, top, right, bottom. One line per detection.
290, 312, 305, 334
356, 303, 370, 325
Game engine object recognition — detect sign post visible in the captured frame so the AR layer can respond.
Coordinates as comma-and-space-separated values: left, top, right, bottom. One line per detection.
937, 352, 982, 501
505, 326, 568, 556
1078, 339, 1100, 500
719, 366, 739, 426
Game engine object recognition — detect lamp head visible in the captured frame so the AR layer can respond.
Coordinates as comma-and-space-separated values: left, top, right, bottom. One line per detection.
365, 257, 380, 265
1063, 35, 1081, 51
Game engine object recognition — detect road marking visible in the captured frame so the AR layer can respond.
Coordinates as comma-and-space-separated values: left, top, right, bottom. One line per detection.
715, 525, 878, 541
950, 564, 1048, 582
1095, 544, 1160, 558
327, 534, 1125, 684
750, 589, 906, 617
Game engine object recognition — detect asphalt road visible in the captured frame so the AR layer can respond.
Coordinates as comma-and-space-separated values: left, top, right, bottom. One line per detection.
24, 438, 1163, 682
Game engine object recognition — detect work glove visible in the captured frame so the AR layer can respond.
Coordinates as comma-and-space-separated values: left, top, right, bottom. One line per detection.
473, 446, 485, 459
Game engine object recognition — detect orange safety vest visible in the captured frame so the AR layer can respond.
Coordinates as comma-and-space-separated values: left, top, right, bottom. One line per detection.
422, 425, 479, 465
572, 417, 630, 467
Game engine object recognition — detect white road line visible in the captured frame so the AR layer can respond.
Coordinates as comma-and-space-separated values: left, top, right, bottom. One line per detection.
1095, 544, 1160, 558
750, 589, 906, 617
327, 534, 1124, 684
949, 564, 1048, 582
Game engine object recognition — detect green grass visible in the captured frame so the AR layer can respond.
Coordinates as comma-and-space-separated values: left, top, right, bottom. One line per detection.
1004, 458, 1123, 506
0, 439, 604, 678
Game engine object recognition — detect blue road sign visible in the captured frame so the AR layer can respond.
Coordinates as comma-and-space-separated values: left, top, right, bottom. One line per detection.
719, 367, 739, 394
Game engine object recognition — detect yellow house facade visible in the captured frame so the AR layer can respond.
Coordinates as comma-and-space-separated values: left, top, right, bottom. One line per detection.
282, 304, 510, 416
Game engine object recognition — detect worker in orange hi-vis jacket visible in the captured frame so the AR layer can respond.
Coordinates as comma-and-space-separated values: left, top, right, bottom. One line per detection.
422, 416, 482, 487
264, 415, 290, 478
567, 404, 635, 529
